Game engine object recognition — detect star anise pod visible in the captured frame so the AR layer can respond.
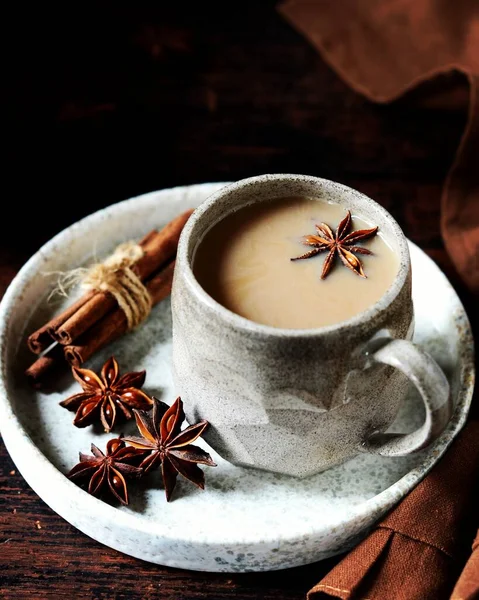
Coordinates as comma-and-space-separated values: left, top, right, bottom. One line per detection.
60, 356, 154, 432
123, 397, 216, 501
291, 210, 378, 279
67, 438, 148, 505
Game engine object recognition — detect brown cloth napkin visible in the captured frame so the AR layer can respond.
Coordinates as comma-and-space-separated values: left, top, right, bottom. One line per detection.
452, 530, 479, 600
279, 0, 479, 294
277, 2, 479, 598
306, 421, 479, 600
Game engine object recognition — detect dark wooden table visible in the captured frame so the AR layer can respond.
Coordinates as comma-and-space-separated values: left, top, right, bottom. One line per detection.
1, 3, 476, 599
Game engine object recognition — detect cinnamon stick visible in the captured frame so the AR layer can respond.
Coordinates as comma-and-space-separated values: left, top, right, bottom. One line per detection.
25, 229, 158, 354
132, 211, 192, 280
46, 229, 157, 345
64, 260, 176, 367
53, 209, 192, 345
27, 291, 96, 354
25, 344, 69, 389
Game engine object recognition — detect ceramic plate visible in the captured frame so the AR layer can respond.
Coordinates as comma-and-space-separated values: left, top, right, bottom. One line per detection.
0, 183, 474, 572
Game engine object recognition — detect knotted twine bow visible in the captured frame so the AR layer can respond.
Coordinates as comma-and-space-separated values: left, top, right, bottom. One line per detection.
53, 241, 152, 330
82, 242, 152, 330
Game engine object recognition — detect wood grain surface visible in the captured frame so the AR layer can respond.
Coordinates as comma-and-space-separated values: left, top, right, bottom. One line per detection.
1, 2, 476, 599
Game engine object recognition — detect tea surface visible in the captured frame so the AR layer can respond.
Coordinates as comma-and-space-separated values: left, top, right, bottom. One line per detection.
194, 197, 399, 328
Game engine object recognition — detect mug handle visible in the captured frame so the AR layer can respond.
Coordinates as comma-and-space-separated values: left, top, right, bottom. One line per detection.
359, 339, 452, 456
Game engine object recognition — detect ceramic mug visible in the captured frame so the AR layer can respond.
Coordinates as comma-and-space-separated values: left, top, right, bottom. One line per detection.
171, 174, 452, 478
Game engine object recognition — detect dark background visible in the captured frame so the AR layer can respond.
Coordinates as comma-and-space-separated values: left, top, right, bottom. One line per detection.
1, 2, 474, 599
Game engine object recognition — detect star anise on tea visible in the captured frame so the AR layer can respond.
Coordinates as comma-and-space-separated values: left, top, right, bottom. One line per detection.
122, 396, 216, 501
60, 356, 153, 432
291, 210, 378, 279
67, 438, 148, 505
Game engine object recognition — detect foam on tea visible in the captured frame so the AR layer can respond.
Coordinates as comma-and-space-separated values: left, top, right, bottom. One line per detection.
193, 197, 399, 329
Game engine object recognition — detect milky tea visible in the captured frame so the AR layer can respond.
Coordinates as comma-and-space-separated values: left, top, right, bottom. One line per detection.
193, 197, 399, 329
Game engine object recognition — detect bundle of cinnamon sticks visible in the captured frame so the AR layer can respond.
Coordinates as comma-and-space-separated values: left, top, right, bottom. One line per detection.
25, 209, 194, 389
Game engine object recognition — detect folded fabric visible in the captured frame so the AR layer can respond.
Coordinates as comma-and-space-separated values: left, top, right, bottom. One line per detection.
306, 420, 479, 600
279, 0, 479, 294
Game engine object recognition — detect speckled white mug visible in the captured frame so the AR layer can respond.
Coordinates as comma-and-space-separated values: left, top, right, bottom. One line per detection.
171, 174, 452, 477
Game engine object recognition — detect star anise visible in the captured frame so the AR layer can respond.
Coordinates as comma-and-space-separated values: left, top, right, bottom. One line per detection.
291, 210, 378, 279
67, 438, 148, 505
60, 356, 154, 432
123, 397, 216, 501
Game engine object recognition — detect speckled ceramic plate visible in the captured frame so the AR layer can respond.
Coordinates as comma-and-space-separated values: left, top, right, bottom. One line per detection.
0, 183, 474, 573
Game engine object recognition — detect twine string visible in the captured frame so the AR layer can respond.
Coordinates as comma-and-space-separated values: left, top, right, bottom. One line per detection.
79, 241, 152, 329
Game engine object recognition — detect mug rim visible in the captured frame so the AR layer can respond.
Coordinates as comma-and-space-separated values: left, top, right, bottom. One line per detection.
177, 173, 410, 338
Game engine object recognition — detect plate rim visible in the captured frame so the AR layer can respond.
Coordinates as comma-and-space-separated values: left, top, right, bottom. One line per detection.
0, 182, 475, 563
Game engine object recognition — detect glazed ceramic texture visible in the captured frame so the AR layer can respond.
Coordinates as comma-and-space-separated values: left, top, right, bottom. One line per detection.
172, 175, 448, 477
